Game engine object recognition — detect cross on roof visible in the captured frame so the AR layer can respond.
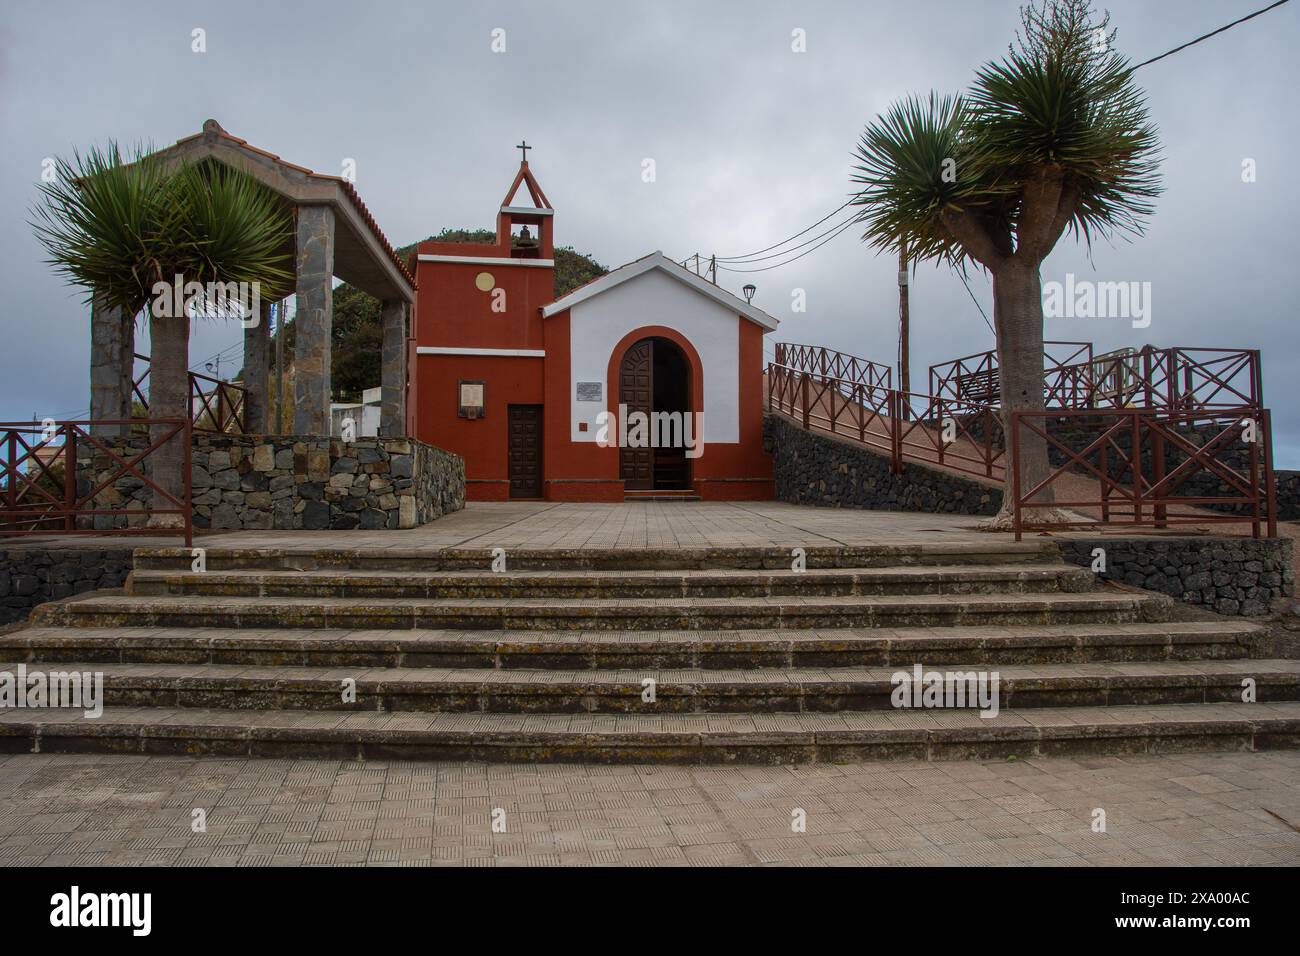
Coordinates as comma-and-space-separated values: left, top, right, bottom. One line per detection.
516, 140, 531, 162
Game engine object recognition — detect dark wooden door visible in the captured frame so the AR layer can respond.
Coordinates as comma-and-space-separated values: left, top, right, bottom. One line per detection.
507, 404, 543, 499
619, 339, 653, 490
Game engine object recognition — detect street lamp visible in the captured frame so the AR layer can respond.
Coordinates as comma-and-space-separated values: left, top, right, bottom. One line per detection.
742, 283, 756, 304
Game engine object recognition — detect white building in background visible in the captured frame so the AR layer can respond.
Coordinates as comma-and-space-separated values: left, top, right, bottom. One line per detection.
330, 387, 382, 439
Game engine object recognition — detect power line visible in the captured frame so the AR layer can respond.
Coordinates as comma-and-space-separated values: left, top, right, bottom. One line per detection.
1132, 0, 1289, 69
713, 199, 855, 262
958, 269, 996, 337
716, 217, 858, 274
713, 212, 857, 266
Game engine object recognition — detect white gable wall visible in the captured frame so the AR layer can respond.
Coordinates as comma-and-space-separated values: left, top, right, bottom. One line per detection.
568, 268, 739, 443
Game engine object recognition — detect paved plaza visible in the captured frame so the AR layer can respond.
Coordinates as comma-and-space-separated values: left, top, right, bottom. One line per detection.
16, 499, 1293, 551
0, 750, 1296, 867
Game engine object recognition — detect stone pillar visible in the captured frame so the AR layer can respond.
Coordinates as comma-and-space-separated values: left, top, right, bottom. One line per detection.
89, 294, 128, 435
243, 299, 271, 433
380, 299, 407, 437
293, 205, 335, 435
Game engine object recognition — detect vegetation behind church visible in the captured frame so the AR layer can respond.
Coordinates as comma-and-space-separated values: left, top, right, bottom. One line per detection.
256, 228, 607, 405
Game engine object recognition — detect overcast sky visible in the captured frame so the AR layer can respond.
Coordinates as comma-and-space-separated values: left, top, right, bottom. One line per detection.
1, 0, 1297, 463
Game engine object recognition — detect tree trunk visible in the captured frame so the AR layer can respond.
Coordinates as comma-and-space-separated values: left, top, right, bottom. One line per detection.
987, 258, 1056, 529
146, 305, 190, 528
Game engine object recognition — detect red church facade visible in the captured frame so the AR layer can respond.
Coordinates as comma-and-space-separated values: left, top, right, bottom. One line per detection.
410, 159, 776, 502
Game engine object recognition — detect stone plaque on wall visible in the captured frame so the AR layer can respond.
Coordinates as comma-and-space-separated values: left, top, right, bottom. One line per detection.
458, 380, 485, 419
575, 382, 603, 402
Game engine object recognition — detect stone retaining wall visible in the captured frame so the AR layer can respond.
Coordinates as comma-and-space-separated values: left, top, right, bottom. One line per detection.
763, 413, 1001, 515
0, 547, 132, 625
1277, 470, 1299, 521
78, 434, 465, 531
1057, 536, 1294, 617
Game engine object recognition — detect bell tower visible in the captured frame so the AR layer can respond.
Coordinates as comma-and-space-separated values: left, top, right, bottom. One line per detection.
497, 141, 553, 260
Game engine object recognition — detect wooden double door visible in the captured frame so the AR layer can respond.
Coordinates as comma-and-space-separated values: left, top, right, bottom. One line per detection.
618, 337, 691, 491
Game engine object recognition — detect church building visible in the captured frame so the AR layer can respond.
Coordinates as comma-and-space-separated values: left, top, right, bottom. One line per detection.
411, 154, 777, 501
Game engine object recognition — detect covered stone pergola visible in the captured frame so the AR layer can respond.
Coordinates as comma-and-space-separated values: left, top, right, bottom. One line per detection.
89, 119, 417, 438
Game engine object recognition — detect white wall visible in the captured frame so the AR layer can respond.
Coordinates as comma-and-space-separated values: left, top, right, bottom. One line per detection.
567, 268, 739, 443
329, 401, 381, 439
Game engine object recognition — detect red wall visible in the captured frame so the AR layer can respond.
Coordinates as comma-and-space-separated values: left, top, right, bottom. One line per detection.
413, 236, 554, 501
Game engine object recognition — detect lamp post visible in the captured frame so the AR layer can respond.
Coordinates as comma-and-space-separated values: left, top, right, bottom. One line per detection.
742, 283, 756, 304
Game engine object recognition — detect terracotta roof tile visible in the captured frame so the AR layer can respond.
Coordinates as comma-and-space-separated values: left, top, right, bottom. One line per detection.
171, 126, 416, 290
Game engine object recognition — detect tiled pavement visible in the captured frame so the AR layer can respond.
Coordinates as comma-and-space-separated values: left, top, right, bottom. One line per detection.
1, 751, 1297, 867
11, 500, 1276, 553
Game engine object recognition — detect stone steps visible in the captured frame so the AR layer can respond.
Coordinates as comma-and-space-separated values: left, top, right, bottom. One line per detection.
3, 701, 1297, 763
0, 622, 1256, 668
29, 589, 1167, 631
130, 541, 1061, 573
124, 564, 1096, 599
12, 659, 1295, 713
11, 536, 1291, 763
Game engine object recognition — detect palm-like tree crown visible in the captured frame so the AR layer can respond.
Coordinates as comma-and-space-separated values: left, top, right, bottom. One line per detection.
31, 144, 293, 318
852, 0, 1161, 267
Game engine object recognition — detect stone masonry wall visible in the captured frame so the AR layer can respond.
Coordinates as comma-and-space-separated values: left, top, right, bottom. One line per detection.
1277, 470, 1300, 521
1058, 536, 1294, 617
763, 413, 1001, 515
77, 434, 465, 531
0, 547, 132, 625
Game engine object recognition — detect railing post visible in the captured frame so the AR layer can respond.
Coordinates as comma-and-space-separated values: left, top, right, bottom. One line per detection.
1263, 408, 1276, 539
858, 385, 866, 443
1142, 347, 1154, 410
1150, 412, 1166, 529
4, 429, 15, 533
801, 374, 810, 430
1167, 351, 1181, 410
1132, 410, 1143, 526
890, 390, 902, 475
183, 417, 193, 549
1100, 441, 1110, 524
63, 424, 77, 532
1252, 349, 1263, 410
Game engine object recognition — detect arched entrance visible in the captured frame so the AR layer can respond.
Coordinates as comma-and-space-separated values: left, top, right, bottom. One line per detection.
618, 336, 692, 491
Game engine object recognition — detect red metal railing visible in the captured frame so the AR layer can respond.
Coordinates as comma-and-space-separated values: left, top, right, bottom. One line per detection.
133, 353, 247, 434
929, 342, 1092, 406
1, 419, 193, 546
771, 341, 1276, 541
1010, 406, 1277, 541
931, 343, 1261, 415
774, 343, 892, 391
766, 363, 1004, 482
